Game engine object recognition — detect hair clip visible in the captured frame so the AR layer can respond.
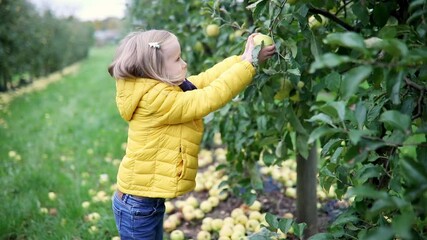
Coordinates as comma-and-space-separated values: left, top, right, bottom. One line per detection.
148, 42, 160, 49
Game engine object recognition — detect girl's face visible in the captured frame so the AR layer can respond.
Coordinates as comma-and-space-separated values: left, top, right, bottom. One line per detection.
163, 36, 187, 84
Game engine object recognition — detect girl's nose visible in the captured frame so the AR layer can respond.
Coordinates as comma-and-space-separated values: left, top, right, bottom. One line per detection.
182, 60, 187, 69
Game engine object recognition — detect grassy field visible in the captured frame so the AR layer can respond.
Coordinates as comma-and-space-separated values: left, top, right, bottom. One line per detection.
0, 47, 127, 239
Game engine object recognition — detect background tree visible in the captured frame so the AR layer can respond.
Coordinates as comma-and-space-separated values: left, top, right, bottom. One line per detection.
0, 0, 94, 91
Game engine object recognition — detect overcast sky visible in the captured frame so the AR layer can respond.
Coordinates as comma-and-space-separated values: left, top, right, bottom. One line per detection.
28, 0, 127, 21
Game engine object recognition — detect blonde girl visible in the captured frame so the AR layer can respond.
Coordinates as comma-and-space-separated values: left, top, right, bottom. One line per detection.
108, 29, 275, 239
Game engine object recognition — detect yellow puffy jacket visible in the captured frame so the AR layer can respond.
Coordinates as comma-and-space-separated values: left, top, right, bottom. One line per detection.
115, 56, 255, 198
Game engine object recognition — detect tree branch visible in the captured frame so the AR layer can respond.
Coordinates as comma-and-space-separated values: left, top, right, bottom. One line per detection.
308, 7, 358, 32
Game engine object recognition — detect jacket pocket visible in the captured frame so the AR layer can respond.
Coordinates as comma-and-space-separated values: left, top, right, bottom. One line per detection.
177, 146, 187, 180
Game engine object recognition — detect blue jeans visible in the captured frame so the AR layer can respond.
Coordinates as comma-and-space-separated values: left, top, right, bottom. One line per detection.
112, 191, 165, 240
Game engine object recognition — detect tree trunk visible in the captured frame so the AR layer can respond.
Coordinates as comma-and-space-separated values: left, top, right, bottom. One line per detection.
296, 143, 318, 238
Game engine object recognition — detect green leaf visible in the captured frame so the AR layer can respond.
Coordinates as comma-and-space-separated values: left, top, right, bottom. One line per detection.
381, 39, 409, 57
328, 101, 346, 122
265, 212, 279, 229
341, 65, 373, 99
306, 113, 335, 127
310, 30, 322, 59
386, 70, 404, 105
309, 53, 352, 73
392, 211, 415, 239
275, 139, 288, 159
293, 222, 307, 238
308, 233, 334, 240
364, 227, 394, 240
262, 152, 275, 166
348, 130, 366, 145
297, 133, 309, 159
324, 32, 367, 52
356, 163, 383, 184
400, 157, 427, 185
348, 185, 388, 199
355, 102, 367, 129
352, 2, 370, 25
308, 126, 342, 144
324, 71, 341, 92
379, 110, 411, 132
278, 218, 293, 234
372, 4, 389, 28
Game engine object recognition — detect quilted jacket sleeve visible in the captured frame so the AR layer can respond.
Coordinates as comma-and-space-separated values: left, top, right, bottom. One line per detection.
146, 60, 255, 125
187, 55, 243, 89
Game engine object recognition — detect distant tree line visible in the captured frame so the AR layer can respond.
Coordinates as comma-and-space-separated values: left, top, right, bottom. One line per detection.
0, 0, 95, 92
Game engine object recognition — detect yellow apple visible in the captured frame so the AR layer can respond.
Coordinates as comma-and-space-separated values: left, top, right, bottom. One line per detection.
200, 200, 213, 213
231, 231, 245, 240
234, 214, 249, 225
253, 34, 274, 46
211, 218, 224, 231
170, 230, 185, 240
163, 218, 177, 232
249, 211, 263, 221
248, 200, 262, 211
220, 225, 234, 237
165, 201, 175, 214
206, 24, 220, 37
246, 219, 260, 232
197, 231, 211, 240
231, 208, 245, 218
186, 195, 199, 208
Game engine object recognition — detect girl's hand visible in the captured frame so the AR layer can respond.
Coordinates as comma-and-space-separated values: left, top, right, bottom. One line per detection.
258, 44, 276, 63
241, 33, 276, 64
241, 33, 257, 63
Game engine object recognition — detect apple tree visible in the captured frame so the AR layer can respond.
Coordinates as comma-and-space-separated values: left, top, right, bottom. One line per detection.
126, 0, 427, 238
208, 0, 427, 239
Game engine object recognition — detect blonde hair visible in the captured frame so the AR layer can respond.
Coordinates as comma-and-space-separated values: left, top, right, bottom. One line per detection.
108, 30, 184, 85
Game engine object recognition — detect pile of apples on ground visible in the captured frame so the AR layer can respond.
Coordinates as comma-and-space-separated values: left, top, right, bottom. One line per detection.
165, 134, 336, 240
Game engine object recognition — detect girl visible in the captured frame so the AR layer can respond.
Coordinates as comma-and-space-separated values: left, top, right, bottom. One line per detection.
108, 29, 275, 239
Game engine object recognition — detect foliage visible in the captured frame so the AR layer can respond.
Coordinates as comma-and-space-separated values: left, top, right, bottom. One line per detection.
125, 0, 427, 238
0, 0, 94, 91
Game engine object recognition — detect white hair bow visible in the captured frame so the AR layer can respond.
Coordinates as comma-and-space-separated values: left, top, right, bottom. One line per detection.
148, 42, 160, 49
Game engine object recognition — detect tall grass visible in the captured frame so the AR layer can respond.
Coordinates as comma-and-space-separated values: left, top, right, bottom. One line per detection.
0, 47, 127, 239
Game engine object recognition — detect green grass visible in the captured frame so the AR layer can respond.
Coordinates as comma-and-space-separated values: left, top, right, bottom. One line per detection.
0, 47, 127, 239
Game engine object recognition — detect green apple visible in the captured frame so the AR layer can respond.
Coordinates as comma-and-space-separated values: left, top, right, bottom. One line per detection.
219, 225, 233, 237
170, 230, 185, 240
197, 231, 211, 240
308, 15, 328, 29
246, 219, 260, 232
211, 218, 223, 231
231, 231, 245, 240
249, 211, 263, 221
186, 195, 199, 208
248, 200, 262, 211
200, 200, 213, 213
206, 24, 220, 37
165, 201, 175, 214
287, 0, 297, 4
253, 34, 274, 46
231, 208, 245, 218
235, 214, 249, 225
163, 218, 177, 232
194, 41, 204, 52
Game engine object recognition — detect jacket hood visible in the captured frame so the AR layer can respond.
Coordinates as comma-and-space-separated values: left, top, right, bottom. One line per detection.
115, 78, 157, 121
